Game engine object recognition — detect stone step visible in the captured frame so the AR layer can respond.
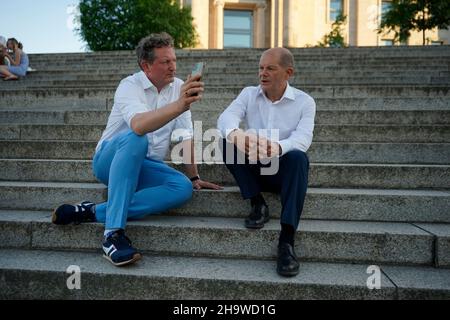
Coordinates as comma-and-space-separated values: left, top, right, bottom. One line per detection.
28, 52, 450, 64
28, 50, 450, 60
1, 85, 448, 99
28, 56, 450, 65
1, 140, 448, 164
7, 76, 450, 86
28, 45, 450, 58
0, 211, 439, 266
0, 110, 69, 124
414, 223, 450, 268
0, 124, 105, 141
22, 70, 450, 82
2, 73, 450, 90
1, 109, 450, 125
172, 187, 450, 224
0, 140, 98, 160
313, 98, 450, 110
28, 54, 450, 65
5, 248, 450, 300
311, 124, 450, 142
25, 66, 450, 78
32, 50, 440, 59
1, 99, 449, 117
0, 88, 114, 109
25, 65, 448, 74
306, 142, 450, 164
0, 182, 448, 223
1, 91, 449, 111
23, 68, 450, 79
1, 124, 448, 143
2, 158, 449, 189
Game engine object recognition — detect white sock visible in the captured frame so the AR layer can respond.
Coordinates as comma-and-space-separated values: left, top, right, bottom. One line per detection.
104, 229, 118, 238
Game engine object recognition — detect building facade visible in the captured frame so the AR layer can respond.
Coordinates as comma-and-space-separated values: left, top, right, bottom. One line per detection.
180, 0, 450, 48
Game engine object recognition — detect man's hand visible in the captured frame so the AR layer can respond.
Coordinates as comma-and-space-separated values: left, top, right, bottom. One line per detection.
228, 129, 258, 155
192, 179, 223, 190
256, 136, 282, 160
228, 129, 281, 161
178, 74, 204, 111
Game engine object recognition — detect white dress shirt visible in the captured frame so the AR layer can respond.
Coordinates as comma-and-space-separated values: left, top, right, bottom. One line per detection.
95, 71, 193, 161
217, 82, 316, 155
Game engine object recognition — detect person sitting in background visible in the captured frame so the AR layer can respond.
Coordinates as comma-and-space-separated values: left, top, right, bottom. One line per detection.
0, 36, 9, 66
0, 38, 29, 80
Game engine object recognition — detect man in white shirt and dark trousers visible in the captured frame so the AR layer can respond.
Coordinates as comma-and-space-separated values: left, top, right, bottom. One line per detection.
217, 48, 315, 277
52, 32, 221, 267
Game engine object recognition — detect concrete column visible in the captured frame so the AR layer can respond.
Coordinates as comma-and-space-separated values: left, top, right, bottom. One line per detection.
214, 0, 225, 49
348, 0, 358, 46
270, 0, 276, 47
284, 0, 300, 47
255, 2, 267, 48
271, 0, 284, 47
189, 0, 210, 48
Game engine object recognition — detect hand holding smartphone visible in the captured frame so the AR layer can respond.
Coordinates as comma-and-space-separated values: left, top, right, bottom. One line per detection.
189, 62, 204, 96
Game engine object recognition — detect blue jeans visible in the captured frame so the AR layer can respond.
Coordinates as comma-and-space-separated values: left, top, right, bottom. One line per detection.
92, 130, 193, 230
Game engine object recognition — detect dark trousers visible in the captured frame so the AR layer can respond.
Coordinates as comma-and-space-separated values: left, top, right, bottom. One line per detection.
221, 139, 309, 230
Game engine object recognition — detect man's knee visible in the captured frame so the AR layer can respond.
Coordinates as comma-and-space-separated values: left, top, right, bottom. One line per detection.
123, 131, 148, 156
171, 175, 193, 204
281, 150, 309, 170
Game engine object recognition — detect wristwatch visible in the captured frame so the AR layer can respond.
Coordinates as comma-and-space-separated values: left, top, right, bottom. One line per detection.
190, 175, 200, 182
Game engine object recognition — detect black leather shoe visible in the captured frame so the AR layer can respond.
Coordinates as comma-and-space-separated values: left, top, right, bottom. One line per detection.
245, 203, 269, 229
277, 242, 299, 277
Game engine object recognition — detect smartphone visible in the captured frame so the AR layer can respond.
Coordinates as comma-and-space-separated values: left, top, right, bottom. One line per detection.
190, 62, 204, 96
191, 62, 204, 79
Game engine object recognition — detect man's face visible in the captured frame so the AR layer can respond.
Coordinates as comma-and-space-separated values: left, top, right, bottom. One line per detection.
144, 46, 177, 88
258, 52, 292, 95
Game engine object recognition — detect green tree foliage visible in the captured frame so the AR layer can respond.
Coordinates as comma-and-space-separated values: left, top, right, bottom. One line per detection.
378, 0, 450, 45
77, 0, 197, 50
318, 14, 347, 48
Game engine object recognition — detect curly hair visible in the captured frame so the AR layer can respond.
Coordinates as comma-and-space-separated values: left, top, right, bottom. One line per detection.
136, 32, 174, 67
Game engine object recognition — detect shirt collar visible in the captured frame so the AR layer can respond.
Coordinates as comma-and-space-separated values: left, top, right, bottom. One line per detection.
257, 82, 295, 102
137, 71, 153, 90
137, 71, 174, 92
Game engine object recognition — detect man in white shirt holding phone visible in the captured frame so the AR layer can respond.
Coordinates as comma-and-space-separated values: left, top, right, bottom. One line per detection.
218, 47, 316, 277
52, 32, 221, 267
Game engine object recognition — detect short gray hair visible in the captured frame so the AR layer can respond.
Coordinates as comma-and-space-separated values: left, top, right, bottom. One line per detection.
279, 49, 294, 68
136, 32, 174, 66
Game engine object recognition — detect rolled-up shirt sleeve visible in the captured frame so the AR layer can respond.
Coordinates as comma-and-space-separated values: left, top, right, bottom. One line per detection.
278, 96, 316, 155
114, 80, 149, 128
217, 88, 249, 139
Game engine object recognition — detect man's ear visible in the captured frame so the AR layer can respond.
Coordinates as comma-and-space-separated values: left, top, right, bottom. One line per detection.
140, 60, 152, 74
286, 66, 294, 78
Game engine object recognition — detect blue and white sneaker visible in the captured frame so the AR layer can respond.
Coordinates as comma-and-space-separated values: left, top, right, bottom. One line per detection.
52, 201, 96, 225
102, 229, 142, 267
